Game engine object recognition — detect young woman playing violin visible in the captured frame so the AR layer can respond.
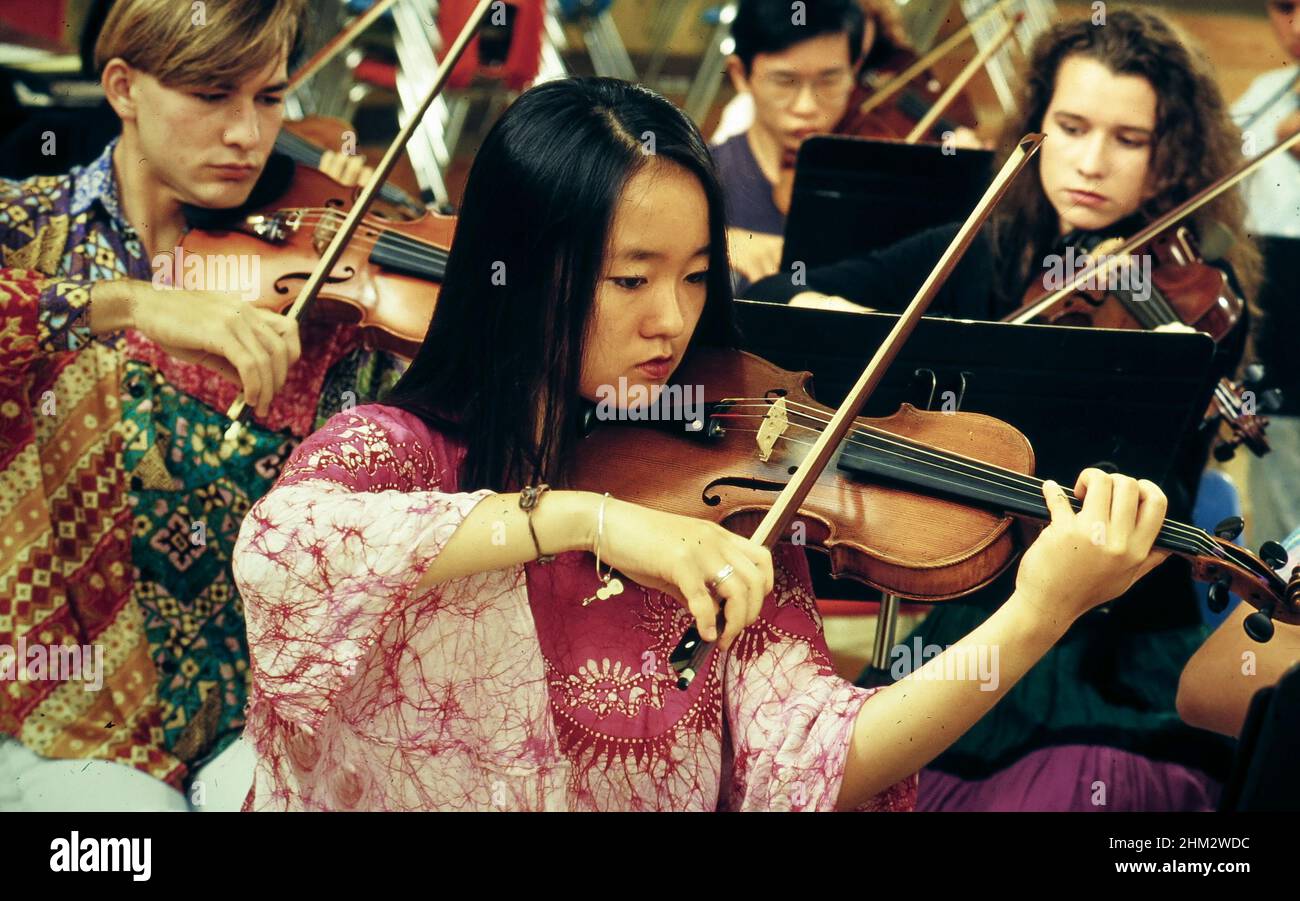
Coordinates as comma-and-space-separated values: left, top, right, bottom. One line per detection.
748, 8, 1261, 810
229, 76, 1170, 812
0, 0, 397, 806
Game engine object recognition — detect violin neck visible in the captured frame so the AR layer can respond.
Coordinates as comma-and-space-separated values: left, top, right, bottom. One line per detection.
367, 230, 448, 282
273, 130, 424, 214
835, 425, 1207, 557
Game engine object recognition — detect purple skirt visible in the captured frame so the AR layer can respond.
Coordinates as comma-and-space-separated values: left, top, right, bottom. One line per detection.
916, 745, 1220, 812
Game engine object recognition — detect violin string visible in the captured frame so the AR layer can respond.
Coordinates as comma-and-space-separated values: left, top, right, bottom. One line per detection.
707, 398, 1221, 556
294, 212, 451, 265
714, 418, 1218, 558
294, 206, 444, 254
1214, 382, 1243, 418
260, 208, 413, 255
765, 397, 1221, 553
739, 392, 1280, 581
279, 209, 451, 267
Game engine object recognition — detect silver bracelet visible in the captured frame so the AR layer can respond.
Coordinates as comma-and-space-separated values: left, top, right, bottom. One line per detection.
582, 493, 624, 606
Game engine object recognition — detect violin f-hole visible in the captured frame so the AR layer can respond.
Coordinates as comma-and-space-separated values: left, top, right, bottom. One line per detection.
701, 476, 790, 507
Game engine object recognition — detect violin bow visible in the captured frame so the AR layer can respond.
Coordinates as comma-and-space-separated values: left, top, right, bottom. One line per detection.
854, 0, 1021, 120
222, 0, 497, 442
1005, 126, 1300, 325
904, 12, 1023, 144
672, 133, 1047, 688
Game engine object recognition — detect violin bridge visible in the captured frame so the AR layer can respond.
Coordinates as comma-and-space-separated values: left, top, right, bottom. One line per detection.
246, 210, 299, 244
755, 397, 789, 463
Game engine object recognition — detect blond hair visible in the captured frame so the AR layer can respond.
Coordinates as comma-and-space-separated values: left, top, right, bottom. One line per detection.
94, 0, 306, 88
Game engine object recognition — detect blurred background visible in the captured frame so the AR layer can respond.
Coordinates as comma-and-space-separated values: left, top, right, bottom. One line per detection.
0, 0, 1288, 208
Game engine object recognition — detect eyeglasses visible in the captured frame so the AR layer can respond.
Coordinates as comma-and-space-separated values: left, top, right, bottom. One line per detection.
755, 70, 854, 107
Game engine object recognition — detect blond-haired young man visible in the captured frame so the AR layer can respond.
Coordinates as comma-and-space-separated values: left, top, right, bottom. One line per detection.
0, 0, 400, 808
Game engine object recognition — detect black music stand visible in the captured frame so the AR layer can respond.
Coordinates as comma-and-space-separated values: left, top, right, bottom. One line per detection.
732, 301, 1218, 617
780, 135, 994, 271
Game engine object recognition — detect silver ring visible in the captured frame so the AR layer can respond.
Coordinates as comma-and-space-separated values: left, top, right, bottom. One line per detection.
710, 564, 736, 590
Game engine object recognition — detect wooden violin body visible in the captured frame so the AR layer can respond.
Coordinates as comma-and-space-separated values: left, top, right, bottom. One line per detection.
1020, 229, 1243, 340
1012, 227, 1269, 458
572, 349, 1034, 601
179, 164, 454, 360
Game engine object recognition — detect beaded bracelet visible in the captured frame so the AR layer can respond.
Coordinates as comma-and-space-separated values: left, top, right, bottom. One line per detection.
518, 484, 555, 564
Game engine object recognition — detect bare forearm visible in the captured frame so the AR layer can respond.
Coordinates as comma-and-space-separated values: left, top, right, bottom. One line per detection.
836, 588, 1070, 809
415, 489, 600, 589
1177, 604, 1300, 737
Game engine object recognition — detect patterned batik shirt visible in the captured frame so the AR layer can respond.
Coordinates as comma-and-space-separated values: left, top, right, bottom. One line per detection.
0, 138, 405, 788
233, 405, 917, 811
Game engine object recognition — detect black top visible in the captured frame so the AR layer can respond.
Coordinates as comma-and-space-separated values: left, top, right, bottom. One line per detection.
748, 221, 1001, 319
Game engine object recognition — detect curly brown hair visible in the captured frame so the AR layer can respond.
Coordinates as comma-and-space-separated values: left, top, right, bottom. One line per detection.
988, 8, 1261, 311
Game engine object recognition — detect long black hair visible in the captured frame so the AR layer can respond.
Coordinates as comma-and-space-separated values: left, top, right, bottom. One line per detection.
386, 77, 737, 492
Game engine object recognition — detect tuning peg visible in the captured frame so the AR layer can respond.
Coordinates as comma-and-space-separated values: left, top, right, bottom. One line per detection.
1260, 540, 1289, 570
1243, 362, 1266, 386
1214, 516, 1244, 541
1207, 577, 1233, 614
1244, 604, 1275, 642
1260, 388, 1284, 413
1213, 441, 1238, 462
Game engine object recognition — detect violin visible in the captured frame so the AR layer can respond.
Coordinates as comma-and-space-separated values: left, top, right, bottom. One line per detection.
836, 33, 977, 145
214, 0, 493, 436
1007, 227, 1281, 459
180, 160, 453, 361
1016, 228, 1242, 339
570, 346, 1300, 638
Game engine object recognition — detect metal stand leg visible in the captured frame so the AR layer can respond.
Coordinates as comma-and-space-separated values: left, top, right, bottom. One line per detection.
859, 593, 901, 688
643, 0, 695, 89
538, 1, 572, 84
286, 0, 357, 118
391, 0, 453, 207
583, 10, 638, 81
960, 0, 1058, 114
683, 2, 737, 124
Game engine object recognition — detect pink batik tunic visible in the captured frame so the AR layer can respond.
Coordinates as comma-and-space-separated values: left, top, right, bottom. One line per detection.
231, 404, 917, 811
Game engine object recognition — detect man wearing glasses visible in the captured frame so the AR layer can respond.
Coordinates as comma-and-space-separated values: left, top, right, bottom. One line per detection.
712, 0, 864, 287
